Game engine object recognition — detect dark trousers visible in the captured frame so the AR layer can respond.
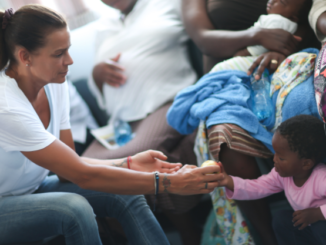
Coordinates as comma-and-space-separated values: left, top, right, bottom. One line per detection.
273, 210, 326, 245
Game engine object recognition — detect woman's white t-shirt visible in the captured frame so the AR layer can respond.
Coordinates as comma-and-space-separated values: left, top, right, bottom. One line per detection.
0, 71, 70, 197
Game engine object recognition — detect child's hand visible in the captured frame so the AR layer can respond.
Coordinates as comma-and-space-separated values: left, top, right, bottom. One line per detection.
292, 207, 325, 230
217, 172, 234, 192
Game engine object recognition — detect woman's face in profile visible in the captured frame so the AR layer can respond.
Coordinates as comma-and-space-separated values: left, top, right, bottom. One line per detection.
28, 27, 73, 84
101, 0, 137, 13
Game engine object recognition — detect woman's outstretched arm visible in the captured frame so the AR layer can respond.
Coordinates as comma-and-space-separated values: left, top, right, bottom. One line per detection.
182, 0, 300, 58
60, 129, 181, 173
22, 130, 221, 196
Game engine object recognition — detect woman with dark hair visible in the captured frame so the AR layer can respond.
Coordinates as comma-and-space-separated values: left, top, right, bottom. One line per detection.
0, 5, 221, 244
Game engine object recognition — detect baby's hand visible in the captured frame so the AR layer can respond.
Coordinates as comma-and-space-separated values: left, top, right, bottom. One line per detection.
292, 207, 325, 230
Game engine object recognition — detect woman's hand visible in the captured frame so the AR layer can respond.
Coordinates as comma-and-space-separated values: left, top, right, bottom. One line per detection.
292, 207, 325, 230
163, 164, 226, 195
255, 28, 301, 57
248, 51, 286, 80
131, 150, 182, 173
92, 53, 127, 90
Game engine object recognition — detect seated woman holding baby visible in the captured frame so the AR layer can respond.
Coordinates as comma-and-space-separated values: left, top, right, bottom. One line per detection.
167, 0, 326, 244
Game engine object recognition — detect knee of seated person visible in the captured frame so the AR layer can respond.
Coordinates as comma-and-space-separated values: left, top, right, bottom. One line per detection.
55, 193, 94, 218
115, 195, 149, 212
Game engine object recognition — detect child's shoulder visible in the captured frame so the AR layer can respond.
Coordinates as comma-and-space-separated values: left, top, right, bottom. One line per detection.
314, 163, 326, 170
312, 163, 326, 176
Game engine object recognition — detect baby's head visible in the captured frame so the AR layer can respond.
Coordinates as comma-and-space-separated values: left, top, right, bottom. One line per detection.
267, 0, 312, 24
272, 115, 326, 177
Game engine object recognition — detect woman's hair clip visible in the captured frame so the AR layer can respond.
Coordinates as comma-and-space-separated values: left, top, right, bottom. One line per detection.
2, 8, 14, 30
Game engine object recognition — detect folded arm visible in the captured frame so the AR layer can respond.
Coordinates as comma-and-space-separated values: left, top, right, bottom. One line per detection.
182, 0, 300, 59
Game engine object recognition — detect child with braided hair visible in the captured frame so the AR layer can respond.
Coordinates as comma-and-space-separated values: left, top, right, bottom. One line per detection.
217, 115, 326, 244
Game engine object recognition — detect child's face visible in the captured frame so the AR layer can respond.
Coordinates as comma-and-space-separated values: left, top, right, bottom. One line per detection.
272, 131, 304, 177
267, 0, 303, 22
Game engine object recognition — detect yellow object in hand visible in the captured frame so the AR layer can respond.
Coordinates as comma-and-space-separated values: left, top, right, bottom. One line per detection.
201, 160, 224, 174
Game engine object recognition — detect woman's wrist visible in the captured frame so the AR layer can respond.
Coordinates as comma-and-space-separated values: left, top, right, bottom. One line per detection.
158, 173, 176, 194
127, 156, 132, 169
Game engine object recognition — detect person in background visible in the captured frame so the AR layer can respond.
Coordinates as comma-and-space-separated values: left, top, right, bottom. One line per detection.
218, 115, 326, 245
0, 5, 220, 245
235, 0, 312, 57
182, 0, 324, 244
84, 0, 203, 244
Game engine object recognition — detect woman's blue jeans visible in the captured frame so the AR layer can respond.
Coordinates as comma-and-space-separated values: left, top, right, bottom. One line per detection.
0, 175, 170, 245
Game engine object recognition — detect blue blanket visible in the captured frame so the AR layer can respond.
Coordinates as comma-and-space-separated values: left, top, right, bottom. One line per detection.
167, 67, 320, 153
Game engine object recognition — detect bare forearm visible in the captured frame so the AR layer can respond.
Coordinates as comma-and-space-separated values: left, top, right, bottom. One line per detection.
78, 164, 180, 195
197, 29, 260, 58
182, 0, 259, 58
79, 164, 156, 194
81, 156, 128, 168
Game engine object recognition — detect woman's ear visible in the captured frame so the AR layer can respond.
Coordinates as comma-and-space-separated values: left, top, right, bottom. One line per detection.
302, 158, 315, 171
17, 47, 31, 66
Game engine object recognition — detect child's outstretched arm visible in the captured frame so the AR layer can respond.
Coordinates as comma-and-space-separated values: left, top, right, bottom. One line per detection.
217, 171, 234, 192
219, 167, 284, 200
292, 208, 325, 230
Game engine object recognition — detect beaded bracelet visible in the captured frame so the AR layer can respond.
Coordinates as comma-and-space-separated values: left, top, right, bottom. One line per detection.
153, 171, 159, 211
127, 156, 132, 169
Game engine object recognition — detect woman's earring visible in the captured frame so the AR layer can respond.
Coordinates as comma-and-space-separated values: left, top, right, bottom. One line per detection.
26, 64, 29, 67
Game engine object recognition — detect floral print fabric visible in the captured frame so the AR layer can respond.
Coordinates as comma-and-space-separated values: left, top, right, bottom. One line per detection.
271, 52, 317, 131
